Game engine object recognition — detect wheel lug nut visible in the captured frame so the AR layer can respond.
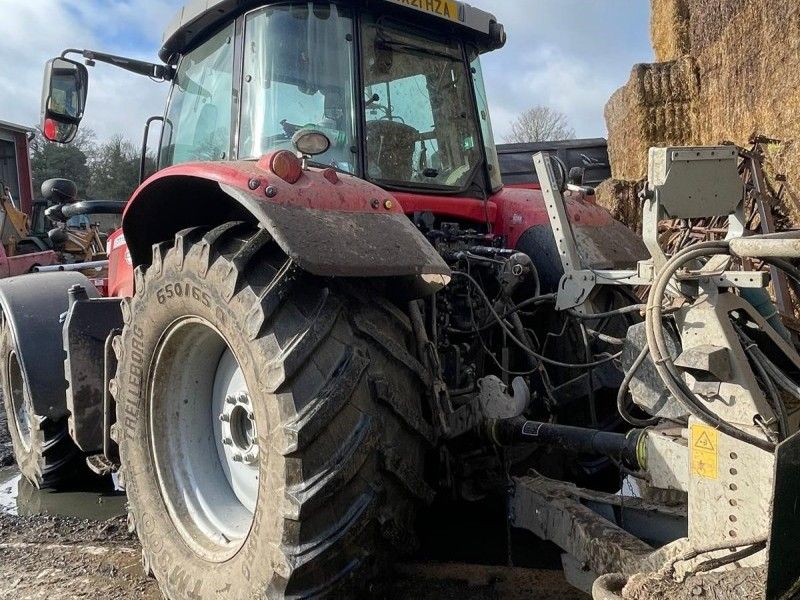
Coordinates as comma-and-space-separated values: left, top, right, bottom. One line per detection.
232, 454, 244, 463
219, 413, 230, 422
245, 453, 256, 463
225, 395, 237, 405
222, 437, 233, 445
237, 392, 249, 405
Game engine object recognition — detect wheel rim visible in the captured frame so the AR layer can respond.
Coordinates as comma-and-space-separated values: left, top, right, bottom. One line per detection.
149, 317, 259, 561
8, 351, 32, 450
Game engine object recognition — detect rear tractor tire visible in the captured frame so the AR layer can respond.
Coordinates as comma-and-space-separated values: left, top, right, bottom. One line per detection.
0, 317, 81, 488
113, 223, 434, 598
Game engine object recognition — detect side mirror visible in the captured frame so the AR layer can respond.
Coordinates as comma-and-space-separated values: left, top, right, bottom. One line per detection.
489, 22, 507, 50
40, 57, 89, 144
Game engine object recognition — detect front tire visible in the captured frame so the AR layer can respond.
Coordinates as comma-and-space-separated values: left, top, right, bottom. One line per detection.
114, 224, 433, 599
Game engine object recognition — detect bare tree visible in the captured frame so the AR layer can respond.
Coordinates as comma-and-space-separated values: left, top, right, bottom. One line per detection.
505, 105, 576, 143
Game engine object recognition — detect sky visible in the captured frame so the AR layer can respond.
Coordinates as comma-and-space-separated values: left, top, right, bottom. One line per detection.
0, 0, 652, 144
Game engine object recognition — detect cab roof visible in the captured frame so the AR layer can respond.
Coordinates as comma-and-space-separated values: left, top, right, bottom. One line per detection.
160, 0, 504, 62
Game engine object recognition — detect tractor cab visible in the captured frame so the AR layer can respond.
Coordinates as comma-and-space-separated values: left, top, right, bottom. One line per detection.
41, 0, 506, 198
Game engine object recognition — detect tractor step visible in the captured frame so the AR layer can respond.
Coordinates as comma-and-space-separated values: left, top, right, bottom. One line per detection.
86, 454, 117, 476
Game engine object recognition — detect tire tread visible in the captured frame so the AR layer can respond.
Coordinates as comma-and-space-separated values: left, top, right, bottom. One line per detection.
115, 223, 434, 599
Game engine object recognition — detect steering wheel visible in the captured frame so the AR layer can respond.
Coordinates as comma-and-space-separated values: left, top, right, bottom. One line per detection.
368, 103, 389, 116
367, 103, 406, 124
280, 119, 301, 137
379, 114, 406, 123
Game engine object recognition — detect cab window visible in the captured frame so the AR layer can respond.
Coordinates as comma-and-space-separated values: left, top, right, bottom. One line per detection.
238, 3, 356, 172
160, 25, 235, 167
361, 17, 482, 191
470, 54, 502, 191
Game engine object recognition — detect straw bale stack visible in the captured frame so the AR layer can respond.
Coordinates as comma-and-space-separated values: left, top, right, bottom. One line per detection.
650, 0, 689, 62
605, 57, 700, 182
605, 0, 800, 228
595, 179, 643, 234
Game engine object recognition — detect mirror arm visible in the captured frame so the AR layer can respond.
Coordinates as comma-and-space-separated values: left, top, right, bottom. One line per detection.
61, 49, 174, 81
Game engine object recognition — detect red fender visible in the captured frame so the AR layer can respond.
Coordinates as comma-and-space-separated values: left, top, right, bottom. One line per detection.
119, 155, 449, 282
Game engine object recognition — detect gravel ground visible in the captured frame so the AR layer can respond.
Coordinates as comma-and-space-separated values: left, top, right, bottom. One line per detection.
0, 512, 160, 599
0, 506, 585, 599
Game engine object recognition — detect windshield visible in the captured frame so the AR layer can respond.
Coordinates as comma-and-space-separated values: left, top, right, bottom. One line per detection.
239, 3, 356, 172
361, 17, 482, 191
159, 2, 495, 192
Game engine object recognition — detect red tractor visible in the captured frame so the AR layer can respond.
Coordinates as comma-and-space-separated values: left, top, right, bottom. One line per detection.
2, 1, 646, 597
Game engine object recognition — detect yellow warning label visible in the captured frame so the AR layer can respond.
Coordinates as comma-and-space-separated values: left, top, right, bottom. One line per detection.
695, 432, 715, 451
691, 424, 719, 480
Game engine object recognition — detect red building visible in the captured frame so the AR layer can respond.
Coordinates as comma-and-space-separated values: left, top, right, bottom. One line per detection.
0, 119, 35, 216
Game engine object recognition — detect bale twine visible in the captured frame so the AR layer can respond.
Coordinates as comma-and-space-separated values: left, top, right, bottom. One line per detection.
606, 0, 800, 226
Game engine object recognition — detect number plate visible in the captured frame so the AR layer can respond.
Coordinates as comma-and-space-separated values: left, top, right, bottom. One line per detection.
385, 0, 465, 23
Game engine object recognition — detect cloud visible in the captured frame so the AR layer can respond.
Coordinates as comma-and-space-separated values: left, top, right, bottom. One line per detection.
0, 0, 651, 146
471, 0, 653, 139
0, 0, 174, 142
68, 0, 176, 49
483, 44, 632, 140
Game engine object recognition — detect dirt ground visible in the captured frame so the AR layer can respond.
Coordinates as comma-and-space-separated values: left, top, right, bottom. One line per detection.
0, 508, 585, 599
0, 415, 585, 600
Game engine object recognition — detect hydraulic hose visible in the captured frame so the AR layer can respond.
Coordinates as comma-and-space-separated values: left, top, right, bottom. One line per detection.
740, 287, 792, 343
693, 541, 767, 575
568, 305, 646, 321
736, 325, 790, 440
761, 257, 800, 289
454, 272, 622, 369
645, 241, 776, 452
616, 345, 660, 427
